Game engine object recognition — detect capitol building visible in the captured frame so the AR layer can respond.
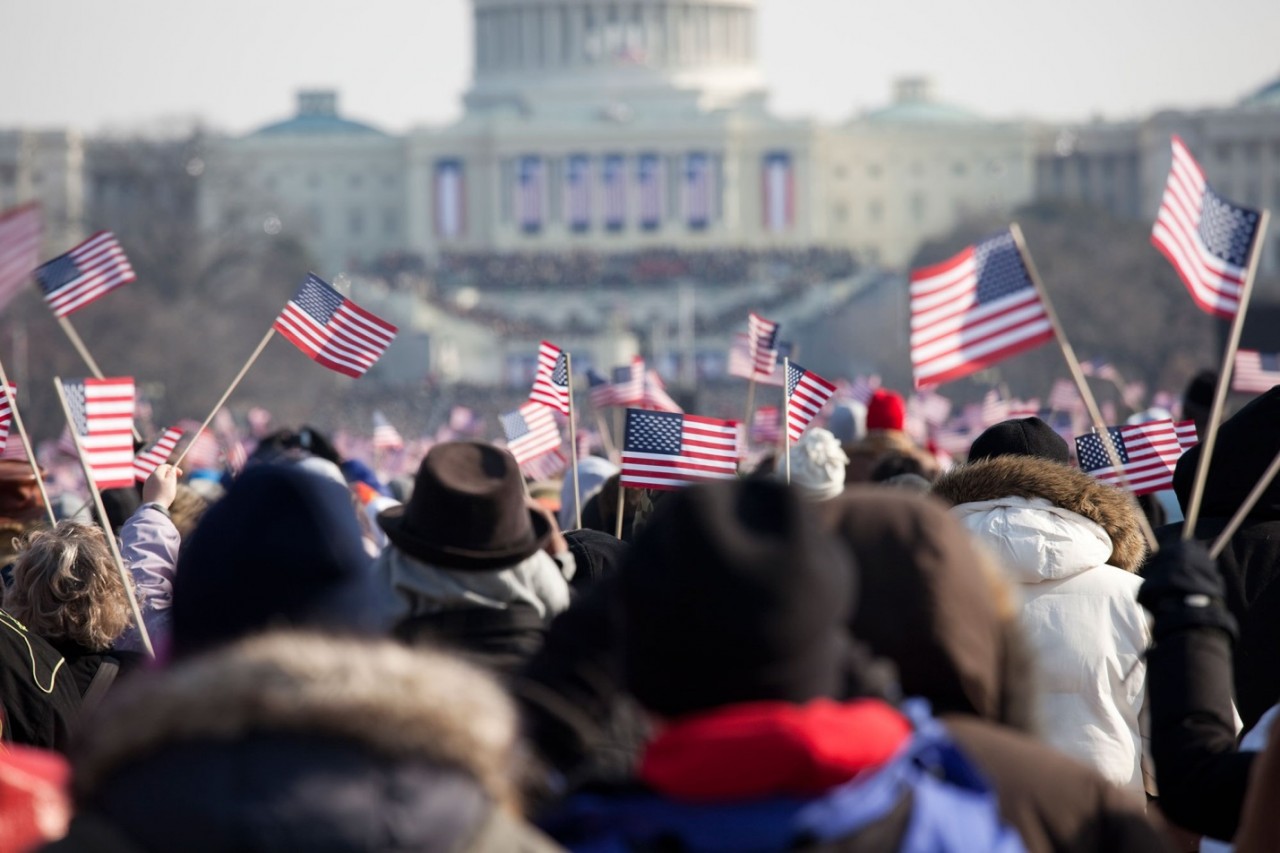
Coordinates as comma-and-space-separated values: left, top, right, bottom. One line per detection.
196, 0, 1047, 276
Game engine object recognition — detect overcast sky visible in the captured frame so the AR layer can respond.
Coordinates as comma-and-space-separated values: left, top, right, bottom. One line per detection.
3, 0, 1277, 134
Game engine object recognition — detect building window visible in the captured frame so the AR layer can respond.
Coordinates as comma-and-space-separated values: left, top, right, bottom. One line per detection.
383, 173, 397, 189
952, 161, 967, 177
833, 164, 847, 180
869, 199, 883, 223
911, 161, 924, 177
349, 173, 363, 189
308, 172, 322, 189
1216, 142, 1232, 163
833, 203, 848, 224
1244, 141, 1261, 162
348, 209, 365, 236
867, 164, 882, 179
910, 193, 925, 223
307, 206, 323, 235
383, 209, 398, 236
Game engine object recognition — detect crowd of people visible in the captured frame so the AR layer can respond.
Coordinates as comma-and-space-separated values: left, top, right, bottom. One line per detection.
2, 377, 1280, 851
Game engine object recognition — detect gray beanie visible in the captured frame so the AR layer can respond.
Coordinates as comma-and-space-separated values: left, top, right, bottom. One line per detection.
827, 401, 867, 445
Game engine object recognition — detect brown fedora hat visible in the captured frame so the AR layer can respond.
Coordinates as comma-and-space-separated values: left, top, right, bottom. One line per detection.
377, 442, 550, 570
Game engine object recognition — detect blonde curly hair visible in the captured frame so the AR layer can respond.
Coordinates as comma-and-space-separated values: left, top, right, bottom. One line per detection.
4, 521, 131, 651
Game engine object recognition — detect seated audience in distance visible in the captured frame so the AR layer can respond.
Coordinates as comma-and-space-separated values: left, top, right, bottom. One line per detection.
543, 479, 1024, 851
933, 435, 1152, 799
845, 388, 939, 484
376, 442, 573, 674
822, 488, 1168, 852
43, 632, 564, 852
169, 463, 389, 661
5, 521, 146, 707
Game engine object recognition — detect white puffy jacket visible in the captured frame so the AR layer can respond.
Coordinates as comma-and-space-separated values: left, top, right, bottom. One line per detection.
952, 495, 1151, 798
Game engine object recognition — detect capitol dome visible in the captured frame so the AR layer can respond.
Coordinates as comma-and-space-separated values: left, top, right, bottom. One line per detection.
465, 0, 766, 118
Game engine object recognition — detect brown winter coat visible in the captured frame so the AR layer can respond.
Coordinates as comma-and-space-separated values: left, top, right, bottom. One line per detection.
843, 429, 940, 484
821, 489, 1170, 853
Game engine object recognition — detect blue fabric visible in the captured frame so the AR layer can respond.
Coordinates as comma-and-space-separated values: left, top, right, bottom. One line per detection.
546, 700, 1025, 853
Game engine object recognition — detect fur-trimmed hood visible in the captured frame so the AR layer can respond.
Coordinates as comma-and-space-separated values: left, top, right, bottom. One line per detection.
72, 632, 522, 811
931, 455, 1147, 574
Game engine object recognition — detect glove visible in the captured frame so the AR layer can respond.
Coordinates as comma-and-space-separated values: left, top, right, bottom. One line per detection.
1139, 540, 1238, 641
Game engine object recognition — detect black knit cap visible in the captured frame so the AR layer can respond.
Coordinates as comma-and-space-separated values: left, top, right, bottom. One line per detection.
619, 479, 855, 717
969, 417, 1070, 465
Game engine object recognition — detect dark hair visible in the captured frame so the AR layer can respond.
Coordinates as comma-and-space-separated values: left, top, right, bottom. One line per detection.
870, 451, 927, 483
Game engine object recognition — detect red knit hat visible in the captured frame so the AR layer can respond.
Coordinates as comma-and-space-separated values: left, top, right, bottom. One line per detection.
865, 389, 906, 431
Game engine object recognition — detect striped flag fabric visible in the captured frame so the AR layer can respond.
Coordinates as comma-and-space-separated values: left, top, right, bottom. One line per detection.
1048, 379, 1080, 413
684, 152, 715, 229
910, 229, 1054, 388
212, 409, 249, 473
1151, 135, 1263, 319
176, 419, 222, 471
0, 203, 41, 311
785, 362, 837, 441
610, 360, 646, 408
620, 409, 739, 491
602, 154, 627, 231
62, 377, 135, 489
516, 155, 546, 234
273, 273, 398, 378
751, 405, 782, 444
1175, 419, 1198, 452
1080, 359, 1120, 382
564, 154, 592, 232
1007, 398, 1042, 419
1075, 420, 1183, 495
587, 368, 615, 408
35, 231, 135, 318
909, 391, 952, 428
133, 427, 184, 482
847, 375, 881, 406
372, 411, 404, 451
500, 402, 562, 466
643, 369, 683, 413
1233, 349, 1280, 393
728, 333, 784, 387
747, 312, 781, 379
762, 152, 795, 233
521, 448, 568, 483
980, 391, 1011, 427
637, 154, 664, 230
0, 382, 16, 454
529, 340, 571, 415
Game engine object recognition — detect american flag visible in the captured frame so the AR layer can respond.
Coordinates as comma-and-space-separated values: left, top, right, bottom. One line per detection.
747, 312, 781, 378
602, 154, 627, 231
846, 375, 881, 406
684, 152, 714, 228
500, 402, 562, 466
273, 273, 398, 378
62, 377, 135, 489
1075, 420, 1184, 495
1175, 419, 1198, 452
910, 229, 1054, 388
762, 152, 795, 233
0, 382, 16, 454
1007, 398, 1042, 419
372, 411, 404, 451
637, 154, 663, 230
1080, 358, 1120, 382
620, 409, 739, 491
529, 340, 571, 415
516, 155, 545, 233
587, 367, 615, 408
786, 362, 837, 441
980, 390, 1011, 427
909, 391, 952, 428
565, 154, 592, 232
0, 203, 41, 311
643, 369, 683, 413
728, 333, 784, 387
133, 427, 184, 482
1233, 349, 1280, 393
1152, 136, 1262, 320
1048, 379, 1081, 413
35, 231, 135, 318
522, 448, 568, 483
212, 408, 249, 473
751, 405, 782, 444
610, 360, 646, 408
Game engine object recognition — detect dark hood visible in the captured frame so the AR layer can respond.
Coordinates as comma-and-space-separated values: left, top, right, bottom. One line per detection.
820, 488, 1035, 730
1174, 386, 1280, 520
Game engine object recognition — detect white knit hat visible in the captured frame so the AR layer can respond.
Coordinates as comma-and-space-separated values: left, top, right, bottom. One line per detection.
782, 429, 849, 501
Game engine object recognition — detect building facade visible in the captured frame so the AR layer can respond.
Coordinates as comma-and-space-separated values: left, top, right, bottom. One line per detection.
0, 129, 85, 257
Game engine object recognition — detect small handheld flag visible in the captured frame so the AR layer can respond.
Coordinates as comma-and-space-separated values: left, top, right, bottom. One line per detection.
134, 427, 184, 482
1233, 350, 1280, 394
785, 362, 836, 441
529, 341, 571, 415
62, 377, 136, 489
746, 312, 780, 379
0, 203, 41, 311
372, 411, 404, 451
35, 231, 135, 318
909, 228, 1053, 388
500, 402, 562, 466
620, 409, 739, 491
273, 273, 398, 378
1075, 420, 1184, 496
0, 381, 15, 454
1152, 136, 1262, 319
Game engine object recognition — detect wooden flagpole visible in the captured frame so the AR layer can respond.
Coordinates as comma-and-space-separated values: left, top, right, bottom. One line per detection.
173, 328, 276, 469
744, 375, 758, 436
782, 358, 792, 484
57, 317, 143, 443
614, 485, 626, 540
565, 352, 583, 530
1182, 209, 1270, 540
0, 359, 54, 525
594, 412, 617, 462
1009, 223, 1159, 550
52, 376, 154, 658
